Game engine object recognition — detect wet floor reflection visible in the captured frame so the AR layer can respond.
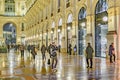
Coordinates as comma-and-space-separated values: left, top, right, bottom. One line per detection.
0, 49, 120, 80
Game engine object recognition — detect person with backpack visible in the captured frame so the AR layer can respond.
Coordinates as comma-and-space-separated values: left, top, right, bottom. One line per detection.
50, 42, 58, 69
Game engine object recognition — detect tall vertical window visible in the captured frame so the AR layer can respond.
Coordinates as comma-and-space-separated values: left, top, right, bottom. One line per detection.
22, 23, 24, 31
51, 0, 54, 12
5, 0, 15, 16
58, 0, 60, 8
66, 0, 70, 8
51, 0, 54, 16
58, 0, 60, 12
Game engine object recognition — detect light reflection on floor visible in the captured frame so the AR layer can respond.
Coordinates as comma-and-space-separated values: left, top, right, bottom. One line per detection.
0, 49, 119, 80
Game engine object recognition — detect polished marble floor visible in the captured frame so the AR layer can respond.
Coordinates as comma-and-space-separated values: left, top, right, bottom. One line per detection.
0, 49, 120, 80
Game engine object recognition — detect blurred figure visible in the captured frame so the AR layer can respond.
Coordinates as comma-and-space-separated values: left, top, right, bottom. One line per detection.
19, 45, 25, 58
48, 43, 52, 58
27, 45, 31, 53
86, 43, 94, 68
109, 43, 115, 63
7, 44, 10, 52
31, 46, 37, 60
68, 44, 72, 55
51, 42, 58, 69
73, 45, 77, 55
41, 44, 47, 61
58, 45, 61, 53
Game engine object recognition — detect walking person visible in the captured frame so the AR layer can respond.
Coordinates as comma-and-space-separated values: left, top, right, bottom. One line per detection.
51, 42, 58, 70
31, 46, 37, 61
19, 44, 25, 58
41, 44, 47, 61
86, 43, 94, 68
7, 45, 10, 53
68, 44, 72, 55
109, 43, 115, 63
73, 45, 77, 55
58, 45, 61, 53
48, 43, 52, 58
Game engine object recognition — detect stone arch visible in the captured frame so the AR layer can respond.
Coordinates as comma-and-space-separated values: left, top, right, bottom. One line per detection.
77, 4, 87, 19
67, 13, 73, 23
3, 21, 17, 30
66, 10, 73, 23
94, 0, 108, 57
92, 0, 109, 15
3, 22, 17, 45
58, 17, 62, 26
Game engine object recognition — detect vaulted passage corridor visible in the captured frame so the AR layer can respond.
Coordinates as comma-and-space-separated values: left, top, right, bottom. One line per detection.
0, 49, 119, 80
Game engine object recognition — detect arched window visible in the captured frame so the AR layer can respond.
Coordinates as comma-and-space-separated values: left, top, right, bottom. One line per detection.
78, 7, 86, 20
5, 0, 15, 16
58, 18, 62, 26
95, 0, 108, 14
67, 14, 73, 23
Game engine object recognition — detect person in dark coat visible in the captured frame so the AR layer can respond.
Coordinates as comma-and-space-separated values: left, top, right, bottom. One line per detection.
109, 43, 115, 63
68, 44, 72, 55
19, 45, 25, 58
86, 43, 94, 68
41, 44, 46, 61
31, 46, 37, 60
48, 43, 52, 58
58, 45, 61, 53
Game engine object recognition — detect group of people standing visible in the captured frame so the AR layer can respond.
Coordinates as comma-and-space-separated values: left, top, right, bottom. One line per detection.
19, 42, 59, 70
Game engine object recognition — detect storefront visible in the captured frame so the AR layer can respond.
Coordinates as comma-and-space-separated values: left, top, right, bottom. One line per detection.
78, 7, 87, 55
95, 0, 108, 57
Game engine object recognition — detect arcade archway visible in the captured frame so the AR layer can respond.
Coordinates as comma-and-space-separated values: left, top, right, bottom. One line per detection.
3, 23, 16, 45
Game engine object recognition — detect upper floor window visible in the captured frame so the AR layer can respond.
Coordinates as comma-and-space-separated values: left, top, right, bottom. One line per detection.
58, 0, 60, 8
51, 0, 54, 12
95, 0, 108, 14
78, 7, 86, 20
58, 0, 60, 12
5, 0, 15, 16
66, 0, 70, 8
21, 23, 24, 31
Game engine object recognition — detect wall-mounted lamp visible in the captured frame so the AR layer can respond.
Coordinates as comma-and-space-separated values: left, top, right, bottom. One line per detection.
102, 16, 108, 22
67, 26, 71, 30
40, 34, 42, 37
51, 31, 53, 33
44, 33, 47, 35
58, 29, 60, 32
